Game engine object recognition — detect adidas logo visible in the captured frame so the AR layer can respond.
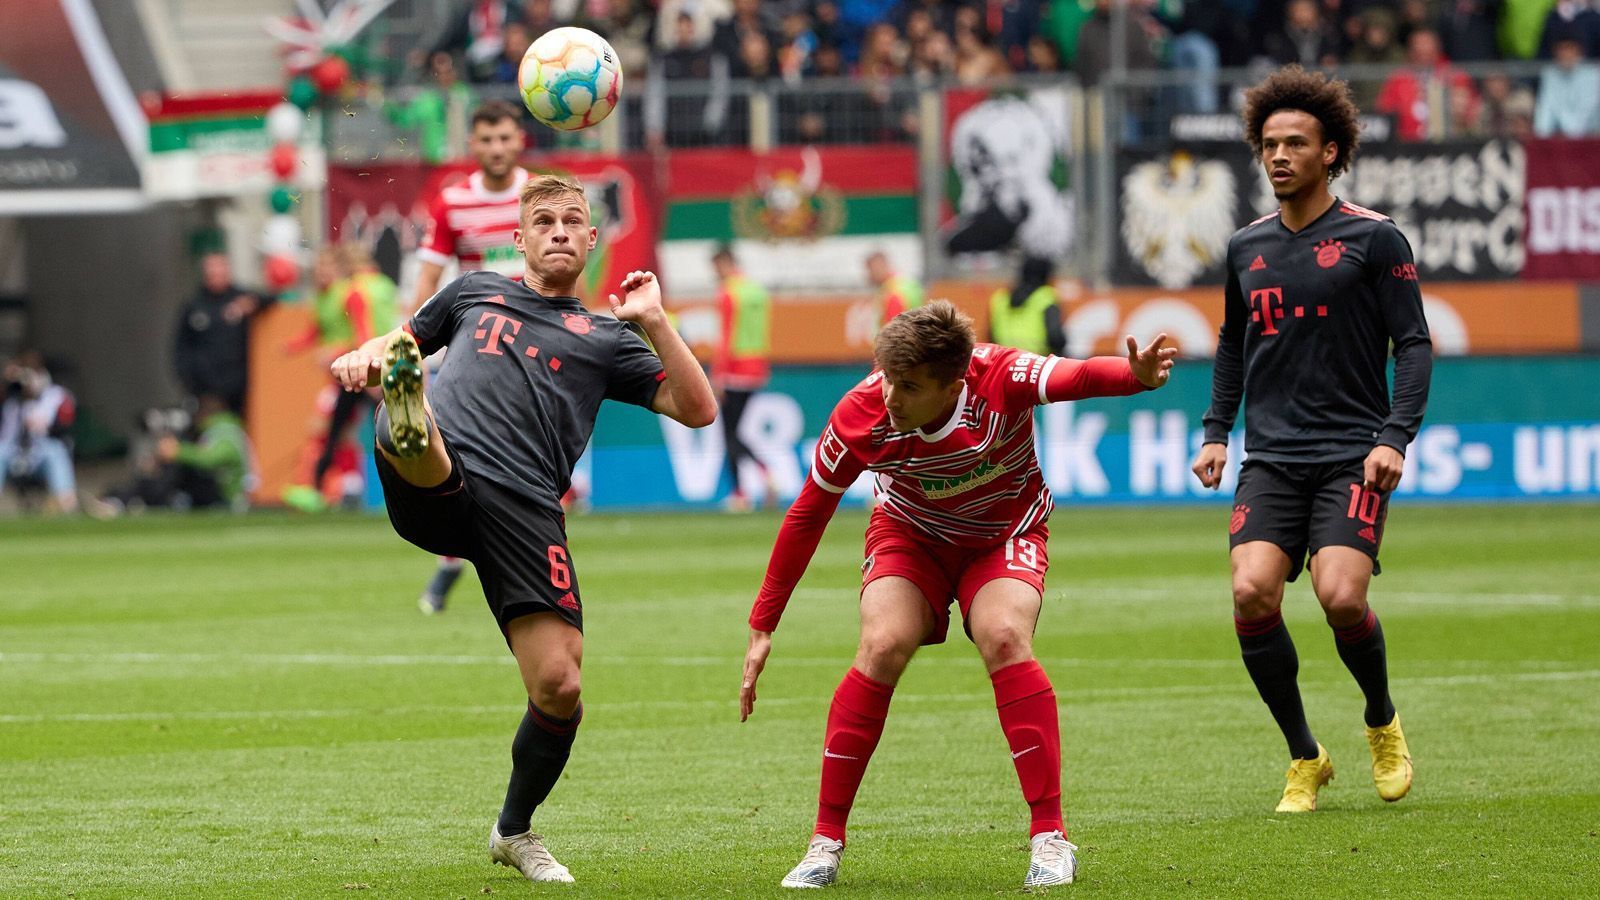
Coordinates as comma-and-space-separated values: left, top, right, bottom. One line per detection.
1358, 526, 1377, 543
1249, 255, 1267, 271
556, 592, 580, 611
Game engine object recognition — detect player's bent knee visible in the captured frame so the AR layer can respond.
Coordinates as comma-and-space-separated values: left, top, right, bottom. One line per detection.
530, 669, 582, 716
975, 625, 1033, 670
1317, 586, 1368, 628
1232, 576, 1284, 620
855, 631, 916, 680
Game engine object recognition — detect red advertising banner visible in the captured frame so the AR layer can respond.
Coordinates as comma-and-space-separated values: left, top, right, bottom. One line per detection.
326, 153, 660, 305
1523, 138, 1600, 280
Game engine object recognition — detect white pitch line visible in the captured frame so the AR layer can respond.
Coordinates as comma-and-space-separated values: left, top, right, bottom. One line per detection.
3, 669, 1596, 726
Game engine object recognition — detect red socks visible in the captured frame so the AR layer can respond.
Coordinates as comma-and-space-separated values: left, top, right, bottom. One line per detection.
991, 660, 1064, 837
814, 667, 894, 843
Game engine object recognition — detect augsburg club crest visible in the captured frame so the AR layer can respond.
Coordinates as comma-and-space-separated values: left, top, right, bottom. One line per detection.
731, 147, 846, 241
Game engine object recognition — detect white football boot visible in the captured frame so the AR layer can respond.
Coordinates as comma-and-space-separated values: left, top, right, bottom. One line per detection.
1023, 830, 1078, 888
780, 836, 844, 889
489, 824, 574, 883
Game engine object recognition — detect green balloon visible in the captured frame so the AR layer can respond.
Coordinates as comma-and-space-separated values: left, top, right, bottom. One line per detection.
287, 76, 318, 111
270, 186, 295, 214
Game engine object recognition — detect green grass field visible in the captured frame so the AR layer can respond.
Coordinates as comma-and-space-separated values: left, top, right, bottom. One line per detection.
4, 503, 1599, 898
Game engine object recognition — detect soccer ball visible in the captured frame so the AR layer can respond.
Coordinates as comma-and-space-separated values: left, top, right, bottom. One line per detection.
519, 27, 623, 131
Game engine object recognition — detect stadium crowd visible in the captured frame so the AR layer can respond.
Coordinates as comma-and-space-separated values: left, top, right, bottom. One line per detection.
397, 0, 1600, 144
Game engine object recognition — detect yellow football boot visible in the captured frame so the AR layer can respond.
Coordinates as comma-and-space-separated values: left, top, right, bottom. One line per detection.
1366, 713, 1413, 802
1275, 743, 1334, 813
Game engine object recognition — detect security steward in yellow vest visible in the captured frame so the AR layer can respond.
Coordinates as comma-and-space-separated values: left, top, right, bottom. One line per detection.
989, 256, 1066, 356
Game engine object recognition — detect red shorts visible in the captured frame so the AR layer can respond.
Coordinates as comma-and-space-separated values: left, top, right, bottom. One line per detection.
861, 510, 1049, 645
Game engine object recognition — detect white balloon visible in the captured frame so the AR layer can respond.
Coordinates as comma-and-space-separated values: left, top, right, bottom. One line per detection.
265, 102, 304, 144
261, 215, 302, 255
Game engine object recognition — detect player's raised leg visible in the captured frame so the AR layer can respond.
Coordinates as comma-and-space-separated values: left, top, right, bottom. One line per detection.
489, 612, 583, 883
372, 332, 452, 489
1309, 546, 1411, 802
967, 575, 1075, 888
781, 576, 931, 889
1232, 541, 1331, 812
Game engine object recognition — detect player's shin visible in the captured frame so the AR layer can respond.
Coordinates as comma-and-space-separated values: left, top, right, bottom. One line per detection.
815, 668, 894, 843
497, 701, 582, 837
991, 660, 1063, 837
1333, 608, 1395, 728
1236, 610, 1319, 759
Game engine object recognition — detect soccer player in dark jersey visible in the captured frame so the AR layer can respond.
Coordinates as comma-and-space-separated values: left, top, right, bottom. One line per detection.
330, 174, 717, 883
739, 301, 1176, 889
1189, 66, 1432, 813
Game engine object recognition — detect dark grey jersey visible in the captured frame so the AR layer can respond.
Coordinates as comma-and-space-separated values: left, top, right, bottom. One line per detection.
1202, 198, 1433, 464
407, 271, 665, 511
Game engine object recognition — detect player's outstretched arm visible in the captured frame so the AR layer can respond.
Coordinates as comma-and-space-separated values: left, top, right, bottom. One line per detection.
1126, 333, 1176, 388
330, 328, 405, 391
1038, 334, 1175, 403
741, 478, 845, 721
609, 271, 718, 428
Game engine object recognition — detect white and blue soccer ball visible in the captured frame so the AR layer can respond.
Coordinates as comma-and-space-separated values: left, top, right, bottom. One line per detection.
518, 27, 623, 132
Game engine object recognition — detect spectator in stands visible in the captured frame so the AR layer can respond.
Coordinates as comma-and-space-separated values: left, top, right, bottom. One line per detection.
1478, 72, 1537, 138
1027, 33, 1065, 72
715, 0, 779, 62
173, 251, 268, 416
649, 12, 730, 147
954, 19, 1013, 84
387, 52, 474, 164
838, 0, 901, 62
991, 0, 1050, 72
429, 0, 524, 83
1438, 0, 1502, 62
777, 10, 818, 81
1345, 7, 1406, 107
1, 351, 77, 514
1535, 28, 1600, 136
1537, 0, 1600, 59
1262, 0, 1341, 69
1378, 27, 1481, 141
1043, 0, 1094, 68
492, 21, 534, 84
1395, 0, 1436, 47
1160, 2, 1228, 114
811, 1, 847, 52
1075, 0, 1161, 88
894, 0, 959, 38
735, 30, 777, 80
602, 0, 656, 79
859, 22, 909, 77
655, 0, 728, 52
910, 29, 957, 81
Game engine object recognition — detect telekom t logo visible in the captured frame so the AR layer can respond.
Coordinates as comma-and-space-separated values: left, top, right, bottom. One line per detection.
1250, 287, 1285, 335
474, 311, 521, 354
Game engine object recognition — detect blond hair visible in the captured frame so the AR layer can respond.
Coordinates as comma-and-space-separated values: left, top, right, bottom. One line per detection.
519, 173, 587, 217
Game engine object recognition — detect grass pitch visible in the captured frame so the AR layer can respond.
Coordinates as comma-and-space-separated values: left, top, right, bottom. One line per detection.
3, 503, 1598, 897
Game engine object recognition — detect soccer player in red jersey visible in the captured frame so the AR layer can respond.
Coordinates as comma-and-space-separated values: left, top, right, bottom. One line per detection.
738, 301, 1176, 889
411, 99, 532, 614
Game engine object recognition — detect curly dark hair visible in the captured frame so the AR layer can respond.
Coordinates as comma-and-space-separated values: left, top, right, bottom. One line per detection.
1242, 65, 1361, 181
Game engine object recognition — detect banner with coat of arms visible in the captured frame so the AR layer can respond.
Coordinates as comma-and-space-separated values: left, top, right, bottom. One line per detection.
658, 145, 922, 299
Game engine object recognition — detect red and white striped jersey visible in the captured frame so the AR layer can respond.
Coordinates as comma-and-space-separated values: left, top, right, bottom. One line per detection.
811, 344, 1059, 546
417, 168, 529, 277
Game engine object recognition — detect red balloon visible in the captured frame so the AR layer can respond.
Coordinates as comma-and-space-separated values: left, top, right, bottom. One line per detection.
264, 254, 299, 291
311, 55, 349, 94
269, 143, 297, 179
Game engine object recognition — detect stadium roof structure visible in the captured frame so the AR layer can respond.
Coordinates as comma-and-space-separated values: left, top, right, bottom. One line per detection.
0, 0, 147, 215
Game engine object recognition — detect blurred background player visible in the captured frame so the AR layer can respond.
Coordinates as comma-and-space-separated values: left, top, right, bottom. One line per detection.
864, 250, 924, 330
0, 351, 78, 514
1191, 66, 1431, 814
330, 174, 717, 885
988, 256, 1065, 357
710, 244, 774, 511
739, 301, 1176, 890
411, 99, 530, 613
282, 244, 398, 512
172, 251, 270, 416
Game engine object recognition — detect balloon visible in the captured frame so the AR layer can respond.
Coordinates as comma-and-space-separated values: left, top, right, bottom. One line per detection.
311, 55, 349, 94
265, 102, 303, 144
263, 254, 299, 291
269, 143, 297, 179
261, 215, 301, 256
286, 75, 318, 111
269, 186, 295, 214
